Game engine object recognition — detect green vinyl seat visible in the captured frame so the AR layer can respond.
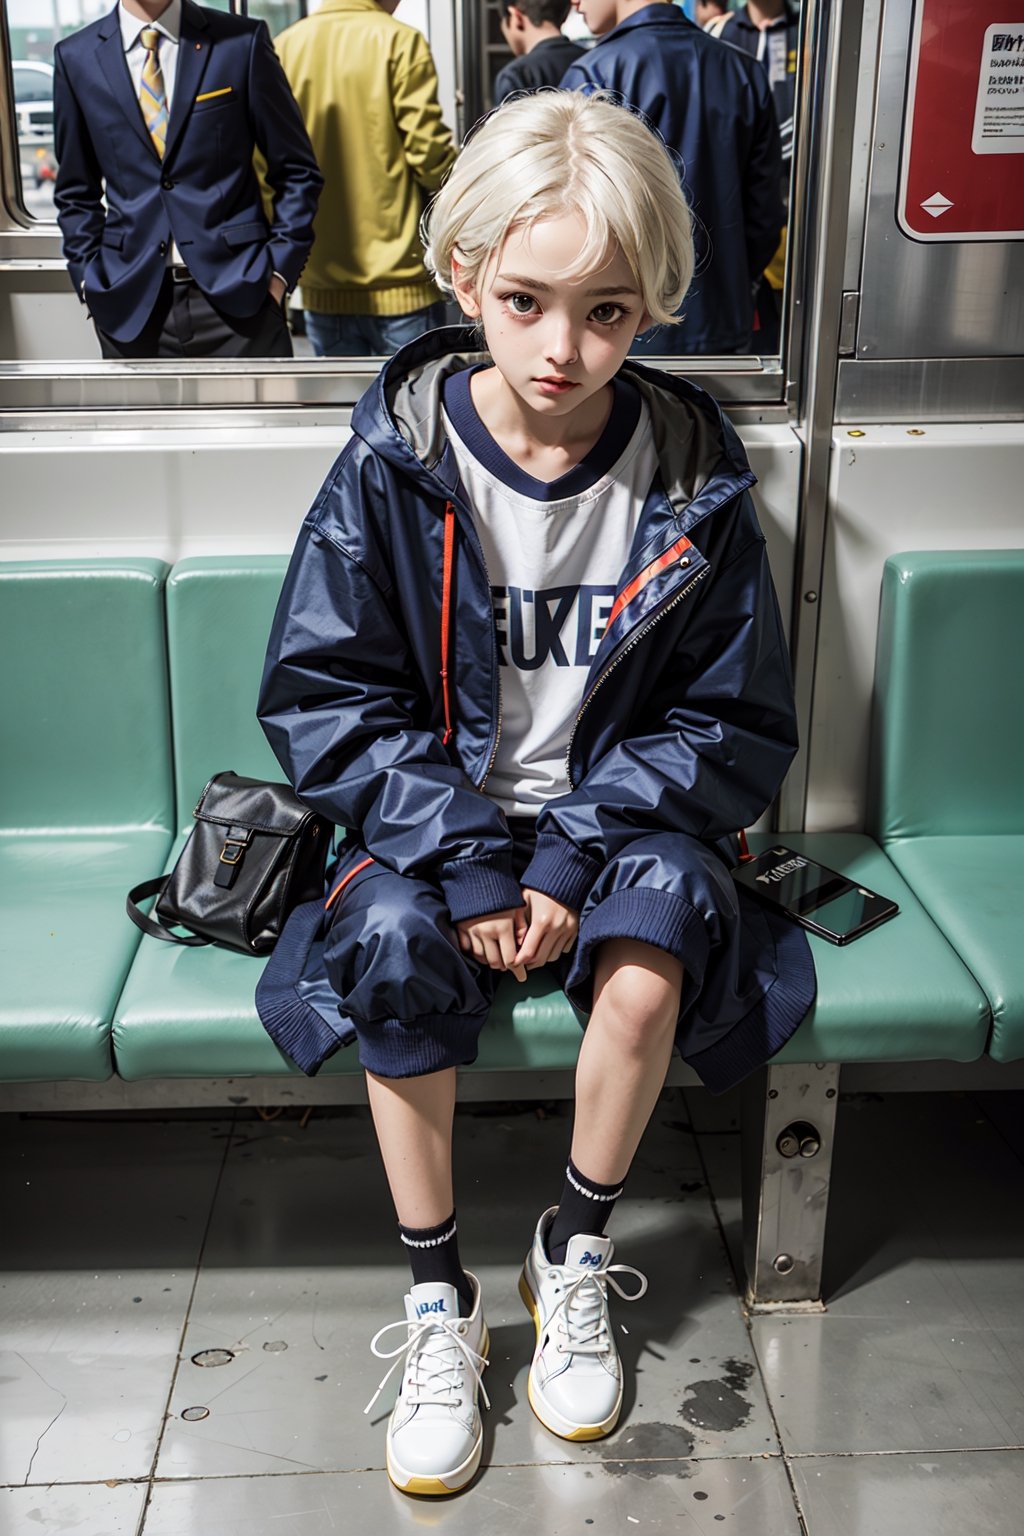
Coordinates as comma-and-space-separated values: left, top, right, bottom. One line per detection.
757, 833, 990, 1066
0, 562, 173, 1081
112, 558, 593, 1080
872, 551, 1024, 1063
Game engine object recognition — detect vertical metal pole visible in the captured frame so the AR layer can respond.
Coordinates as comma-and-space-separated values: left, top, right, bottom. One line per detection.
780, 0, 868, 829
742, 1061, 840, 1308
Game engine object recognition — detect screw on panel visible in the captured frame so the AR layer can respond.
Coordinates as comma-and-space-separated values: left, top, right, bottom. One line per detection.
191, 1349, 235, 1368
774, 1254, 795, 1275
181, 1406, 209, 1421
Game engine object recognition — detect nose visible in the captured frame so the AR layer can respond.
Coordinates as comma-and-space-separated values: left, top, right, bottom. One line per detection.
544, 316, 579, 369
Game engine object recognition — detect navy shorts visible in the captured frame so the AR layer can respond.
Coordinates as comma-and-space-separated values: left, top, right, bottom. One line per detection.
283, 817, 816, 1091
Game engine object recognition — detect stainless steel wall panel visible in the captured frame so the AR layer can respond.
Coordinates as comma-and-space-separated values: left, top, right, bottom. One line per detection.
836, 356, 1024, 422
858, 0, 1024, 361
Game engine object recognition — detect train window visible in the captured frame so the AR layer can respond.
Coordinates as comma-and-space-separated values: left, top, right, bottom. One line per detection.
0, 0, 802, 375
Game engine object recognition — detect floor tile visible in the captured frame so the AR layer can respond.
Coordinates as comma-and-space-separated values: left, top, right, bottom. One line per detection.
157, 1099, 780, 1480
0, 1480, 146, 1535
792, 1448, 1024, 1536
697, 1092, 1024, 1456
143, 1454, 802, 1535
1, 1115, 229, 1484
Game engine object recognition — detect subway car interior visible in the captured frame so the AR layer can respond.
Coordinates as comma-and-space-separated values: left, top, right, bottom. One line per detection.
1, 0, 1022, 1531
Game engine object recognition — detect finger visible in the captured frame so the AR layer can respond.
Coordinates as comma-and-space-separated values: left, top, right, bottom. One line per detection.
482, 937, 506, 971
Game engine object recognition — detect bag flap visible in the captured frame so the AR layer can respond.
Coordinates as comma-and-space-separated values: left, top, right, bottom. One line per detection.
193, 772, 318, 836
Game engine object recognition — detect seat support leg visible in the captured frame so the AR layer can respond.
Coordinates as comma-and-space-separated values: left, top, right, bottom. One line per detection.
741, 1061, 840, 1309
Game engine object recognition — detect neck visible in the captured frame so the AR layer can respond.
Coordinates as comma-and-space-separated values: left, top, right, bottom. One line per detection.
746, 0, 785, 27
525, 23, 564, 50
121, 0, 174, 22
471, 369, 615, 459
612, 0, 665, 24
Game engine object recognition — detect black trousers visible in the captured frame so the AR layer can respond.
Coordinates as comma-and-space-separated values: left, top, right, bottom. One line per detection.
95, 273, 294, 360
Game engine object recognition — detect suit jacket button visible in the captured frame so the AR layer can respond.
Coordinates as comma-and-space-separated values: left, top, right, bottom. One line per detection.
159, 241, 167, 255
162, 178, 174, 191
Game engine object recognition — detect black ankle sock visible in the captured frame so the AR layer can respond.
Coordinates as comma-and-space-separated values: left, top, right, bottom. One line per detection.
398, 1212, 474, 1313
546, 1157, 625, 1265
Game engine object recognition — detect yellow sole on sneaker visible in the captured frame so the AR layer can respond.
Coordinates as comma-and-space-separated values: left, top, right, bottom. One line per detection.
519, 1269, 621, 1442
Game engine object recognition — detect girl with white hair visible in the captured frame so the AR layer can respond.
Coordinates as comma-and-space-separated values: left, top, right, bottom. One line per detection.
258, 89, 813, 1497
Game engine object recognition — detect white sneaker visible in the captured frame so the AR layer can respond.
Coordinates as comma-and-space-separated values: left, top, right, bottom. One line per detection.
365, 1273, 489, 1496
519, 1207, 647, 1441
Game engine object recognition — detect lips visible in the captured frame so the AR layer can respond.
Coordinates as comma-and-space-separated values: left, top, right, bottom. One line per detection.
534, 376, 580, 393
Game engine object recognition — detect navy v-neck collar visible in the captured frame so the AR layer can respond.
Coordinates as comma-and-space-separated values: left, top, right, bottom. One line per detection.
442, 366, 641, 502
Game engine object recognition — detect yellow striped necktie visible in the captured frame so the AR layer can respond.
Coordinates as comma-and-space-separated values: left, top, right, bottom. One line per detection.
139, 27, 169, 159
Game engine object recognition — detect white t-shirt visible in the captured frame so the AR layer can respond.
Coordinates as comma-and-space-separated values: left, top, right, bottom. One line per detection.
442, 367, 658, 817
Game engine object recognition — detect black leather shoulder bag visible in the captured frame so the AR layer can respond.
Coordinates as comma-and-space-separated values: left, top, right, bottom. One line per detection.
127, 772, 331, 955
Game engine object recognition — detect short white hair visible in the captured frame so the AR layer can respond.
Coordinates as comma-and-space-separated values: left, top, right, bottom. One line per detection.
423, 91, 695, 328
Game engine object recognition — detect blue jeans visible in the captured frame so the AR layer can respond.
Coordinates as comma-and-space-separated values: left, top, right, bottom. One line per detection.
303, 302, 446, 358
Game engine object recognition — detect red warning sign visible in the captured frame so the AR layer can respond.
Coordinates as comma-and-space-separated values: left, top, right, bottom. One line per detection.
899, 2, 1024, 241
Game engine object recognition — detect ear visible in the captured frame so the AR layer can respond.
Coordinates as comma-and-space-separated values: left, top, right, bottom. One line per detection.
451, 253, 481, 319
508, 5, 528, 30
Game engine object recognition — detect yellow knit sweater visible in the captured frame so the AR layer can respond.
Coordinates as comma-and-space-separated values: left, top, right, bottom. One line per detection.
275, 0, 456, 316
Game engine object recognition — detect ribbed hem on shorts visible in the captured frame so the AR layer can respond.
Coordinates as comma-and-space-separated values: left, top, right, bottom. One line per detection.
567, 887, 711, 1013
439, 853, 523, 923
254, 898, 356, 1077
686, 915, 817, 1094
357, 1012, 488, 1078
297, 279, 441, 317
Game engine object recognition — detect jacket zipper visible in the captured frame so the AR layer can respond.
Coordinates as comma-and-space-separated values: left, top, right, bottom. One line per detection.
565, 564, 711, 790
445, 494, 504, 790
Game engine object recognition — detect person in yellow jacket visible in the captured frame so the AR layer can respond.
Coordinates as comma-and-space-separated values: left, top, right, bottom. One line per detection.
275, 0, 457, 356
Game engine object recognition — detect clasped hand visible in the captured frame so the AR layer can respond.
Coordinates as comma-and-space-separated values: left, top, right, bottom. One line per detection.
455, 889, 578, 983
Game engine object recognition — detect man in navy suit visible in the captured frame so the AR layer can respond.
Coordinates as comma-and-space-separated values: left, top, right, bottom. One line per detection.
53, 0, 323, 358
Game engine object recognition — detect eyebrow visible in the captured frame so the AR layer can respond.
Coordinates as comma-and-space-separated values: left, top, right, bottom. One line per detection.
495, 274, 639, 296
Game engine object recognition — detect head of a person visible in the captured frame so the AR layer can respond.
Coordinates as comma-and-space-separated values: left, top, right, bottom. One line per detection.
695, 0, 728, 25
423, 92, 694, 420
498, 0, 572, 56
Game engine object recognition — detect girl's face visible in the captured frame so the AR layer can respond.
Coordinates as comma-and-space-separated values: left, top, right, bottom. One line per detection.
453, 213, 649, 427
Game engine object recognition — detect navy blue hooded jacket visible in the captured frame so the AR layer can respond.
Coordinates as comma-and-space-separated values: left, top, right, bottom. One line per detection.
560, 4, 784, 354
258, 328, 799, 925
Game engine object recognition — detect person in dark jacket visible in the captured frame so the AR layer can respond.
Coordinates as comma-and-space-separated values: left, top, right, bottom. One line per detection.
53, 0, 323, 358
493, 0, 585, 105
561, 0, 784, 354
258, 92, 813, 1497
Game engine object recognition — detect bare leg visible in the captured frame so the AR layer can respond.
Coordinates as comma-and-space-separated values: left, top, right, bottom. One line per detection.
365, 1066, 457, 1228
570, 938, 683, 1185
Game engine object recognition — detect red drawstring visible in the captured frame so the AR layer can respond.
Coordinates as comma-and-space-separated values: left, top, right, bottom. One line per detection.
440, 501, 456, 747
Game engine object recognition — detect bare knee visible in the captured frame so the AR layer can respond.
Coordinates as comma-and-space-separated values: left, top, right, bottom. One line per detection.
590, 940, 683, 1056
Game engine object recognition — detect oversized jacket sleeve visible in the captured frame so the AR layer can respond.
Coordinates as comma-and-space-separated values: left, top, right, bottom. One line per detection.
520, 511, 799, 911
258, 457, 522, 923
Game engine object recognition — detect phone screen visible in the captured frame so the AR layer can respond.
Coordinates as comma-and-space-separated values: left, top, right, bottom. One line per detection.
733, 847, 899, 943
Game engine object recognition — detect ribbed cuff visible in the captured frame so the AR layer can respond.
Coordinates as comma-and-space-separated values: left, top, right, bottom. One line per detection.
566, 887, 711, 1017
520, 832, 603, 913
439, 853, 523, 923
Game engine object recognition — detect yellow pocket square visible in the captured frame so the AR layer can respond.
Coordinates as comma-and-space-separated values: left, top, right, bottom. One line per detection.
195, 87, 232, 103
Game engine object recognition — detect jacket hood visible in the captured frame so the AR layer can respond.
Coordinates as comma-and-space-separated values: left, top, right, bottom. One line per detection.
349, 324, 753, 523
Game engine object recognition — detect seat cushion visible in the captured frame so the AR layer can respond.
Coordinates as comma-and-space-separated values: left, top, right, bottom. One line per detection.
0, 831, 171, 1081
886, 836, 1024, 1063
0, 560, 172, 832
872, 551, 1024, 841
166, 558, 289, 833
756, 835, 990, 1065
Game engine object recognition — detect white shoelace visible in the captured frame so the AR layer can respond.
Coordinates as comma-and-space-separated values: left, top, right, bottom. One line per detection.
364, 1314, 490, 1417
548, 1263, 648, 1357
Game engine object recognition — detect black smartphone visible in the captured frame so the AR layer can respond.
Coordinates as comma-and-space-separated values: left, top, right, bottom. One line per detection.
732, 845, 899, 945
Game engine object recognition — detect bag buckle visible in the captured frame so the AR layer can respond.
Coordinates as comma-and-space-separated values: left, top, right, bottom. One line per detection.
219, 837, 248, 866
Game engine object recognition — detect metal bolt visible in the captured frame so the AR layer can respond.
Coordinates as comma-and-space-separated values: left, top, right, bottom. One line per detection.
768, 1088, 779, 1100
847, 429, 866, 438
799, 1131, 821, 1158
777, 1129, 800, 1159
804, 591, 818, 603
774, 1254, 795, 1275
826, 1088, 836, 1099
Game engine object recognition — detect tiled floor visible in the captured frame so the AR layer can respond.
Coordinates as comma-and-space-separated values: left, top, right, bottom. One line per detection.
2, 1089, 1023, 1535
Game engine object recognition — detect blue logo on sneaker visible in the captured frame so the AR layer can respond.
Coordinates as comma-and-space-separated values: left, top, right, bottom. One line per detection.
577, 1251, 603, 1268
415, 1298, 448, 1317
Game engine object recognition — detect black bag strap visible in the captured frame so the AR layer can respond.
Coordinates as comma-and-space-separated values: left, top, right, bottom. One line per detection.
126, 877, 211, 947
